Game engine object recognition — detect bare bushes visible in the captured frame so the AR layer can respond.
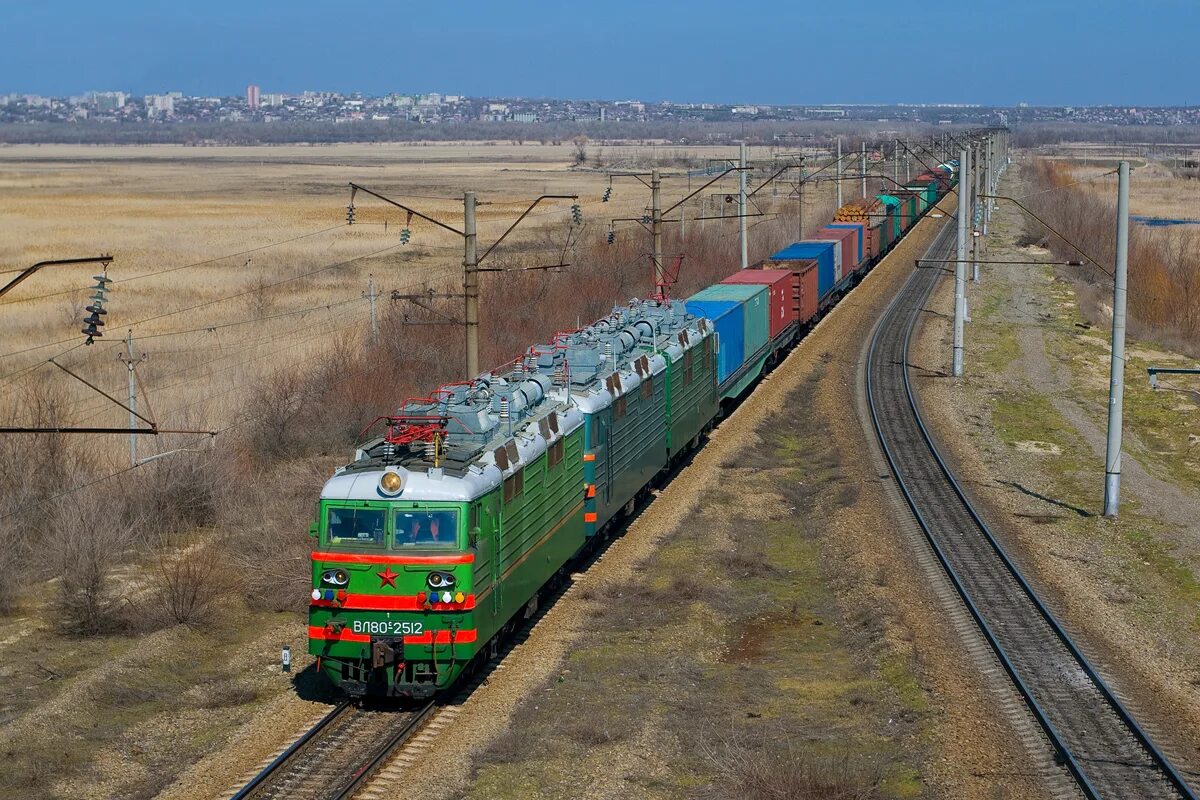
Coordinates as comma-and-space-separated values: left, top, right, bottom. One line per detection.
0, 376, 100, 613
218, 459, 327, 612
243, 367, 308, 461
703, 736, 885, 800
143, 538, 238, 627
1024, 160, 1200, 355
128, 445, 224, 534
48, 489, 141, 635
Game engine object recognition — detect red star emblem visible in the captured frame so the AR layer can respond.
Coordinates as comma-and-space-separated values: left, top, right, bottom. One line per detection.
377, 566, 398, 588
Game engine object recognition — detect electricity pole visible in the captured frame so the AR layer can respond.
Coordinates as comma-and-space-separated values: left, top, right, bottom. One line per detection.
905, 136, 911, 181
861, 141, 867, 198
835, 137, 842, 209
738, 144, 749, 269
972, 140, 982, 282
348, 182, 575, 381
953, 148, 969, 378
117, 330, 146, 467
798, 156, 805, 238
1104, 161, 1131, 517
463, 191, 479, 378
366, 273, 378, 341
983, 135, 993, 235
651, 169, 665, 282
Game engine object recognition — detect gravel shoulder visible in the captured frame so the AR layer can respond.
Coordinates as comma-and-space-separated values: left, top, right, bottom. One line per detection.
910, 163, 1200, 782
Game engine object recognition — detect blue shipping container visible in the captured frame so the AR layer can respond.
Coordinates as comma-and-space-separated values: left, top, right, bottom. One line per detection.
692, 283, 770, 365
684, 297, 744, 385
770, 241, 836, 299
827, 223, 864, 264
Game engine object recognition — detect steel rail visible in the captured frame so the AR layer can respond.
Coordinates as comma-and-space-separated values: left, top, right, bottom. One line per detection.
866, 215, 1197, 799
332, 701, 439, 799
229, 700, 352, 800
227, 700, 436, 800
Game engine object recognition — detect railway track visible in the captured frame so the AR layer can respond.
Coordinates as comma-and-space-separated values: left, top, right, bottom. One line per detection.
227, 700, 437, 800
866, 219, 1198, 799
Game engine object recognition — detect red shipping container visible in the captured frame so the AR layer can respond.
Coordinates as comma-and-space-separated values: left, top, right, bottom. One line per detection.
722, 268, 794, 340
816, 226, 859, 276
754, 259, 819, 325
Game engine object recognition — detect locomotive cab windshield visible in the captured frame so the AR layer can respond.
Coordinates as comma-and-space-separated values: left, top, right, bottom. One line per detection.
394, 508, 459, 549
320, 501, 464, 550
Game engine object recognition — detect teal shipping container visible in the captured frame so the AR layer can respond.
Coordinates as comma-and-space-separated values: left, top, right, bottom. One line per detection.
877, 194, 904, 239
691, 283, 770, 365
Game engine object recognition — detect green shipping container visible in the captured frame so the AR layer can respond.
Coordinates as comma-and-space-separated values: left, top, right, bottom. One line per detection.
877, 194, 903, 239
906, 182, 936, 209
691, 283, 770, 364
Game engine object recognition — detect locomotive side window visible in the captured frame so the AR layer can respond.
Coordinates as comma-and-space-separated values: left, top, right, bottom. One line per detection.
326, 508, 386, 546
394, 509, 459, 549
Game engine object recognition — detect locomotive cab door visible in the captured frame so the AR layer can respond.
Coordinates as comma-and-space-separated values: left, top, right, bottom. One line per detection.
594, 412, 613, 508
482, 493, 500, 613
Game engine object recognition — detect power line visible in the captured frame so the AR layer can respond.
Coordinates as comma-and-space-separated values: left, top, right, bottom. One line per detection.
67, 307, 374, 423
69, 309, 376, 440
62, 258, 476, 423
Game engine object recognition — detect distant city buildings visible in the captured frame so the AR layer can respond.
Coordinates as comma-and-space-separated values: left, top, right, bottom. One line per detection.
0, 88, 1197, 129
145, 93, 178, 117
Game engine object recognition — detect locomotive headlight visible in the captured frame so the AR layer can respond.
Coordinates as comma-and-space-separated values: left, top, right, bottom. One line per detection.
322, 568, 349, 586
427, 571, 456, 590
379, 470, 403, 496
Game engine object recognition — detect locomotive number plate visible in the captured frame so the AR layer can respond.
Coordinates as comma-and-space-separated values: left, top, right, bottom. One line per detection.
351, 620, 424, 636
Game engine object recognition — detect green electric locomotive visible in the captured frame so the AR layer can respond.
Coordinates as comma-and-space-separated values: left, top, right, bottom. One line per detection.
308, 299, 715, 698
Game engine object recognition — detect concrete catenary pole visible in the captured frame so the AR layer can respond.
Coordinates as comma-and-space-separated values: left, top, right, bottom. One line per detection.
860, 141, 867, 199
651, 169, 664, 284
953, 148, 969, 378
972, 140, 982, 282
739, 144, 749, 269
367, 273, 378, 341
984, 134, 993, 235
835, 137, 842, 210
905, 136, 911, 181
125, 330, 138, 467
463, 191, 479, 379
798, 155, 805, 238
1103, 161, 1131, 517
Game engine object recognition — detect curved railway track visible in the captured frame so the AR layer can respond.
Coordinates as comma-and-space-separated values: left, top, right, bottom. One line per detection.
228, 700, 437, 800
866, 220, 1198, 799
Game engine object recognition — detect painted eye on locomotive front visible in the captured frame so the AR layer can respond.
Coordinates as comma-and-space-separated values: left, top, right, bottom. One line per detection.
321, 568, 349, 586
427, 571, 456, 590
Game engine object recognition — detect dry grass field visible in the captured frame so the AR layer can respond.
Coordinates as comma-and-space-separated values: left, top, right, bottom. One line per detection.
0, 141, 841, 799
1044, 156, 1200, 219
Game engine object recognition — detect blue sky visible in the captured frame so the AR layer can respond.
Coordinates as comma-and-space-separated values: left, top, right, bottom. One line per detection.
2, 0, 1197, 105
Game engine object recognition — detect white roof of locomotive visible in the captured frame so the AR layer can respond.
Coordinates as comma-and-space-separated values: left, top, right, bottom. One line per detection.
320, 301, 708, 505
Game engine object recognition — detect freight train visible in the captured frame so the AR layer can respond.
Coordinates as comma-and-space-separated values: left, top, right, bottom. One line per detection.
307, 163, 958, 698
